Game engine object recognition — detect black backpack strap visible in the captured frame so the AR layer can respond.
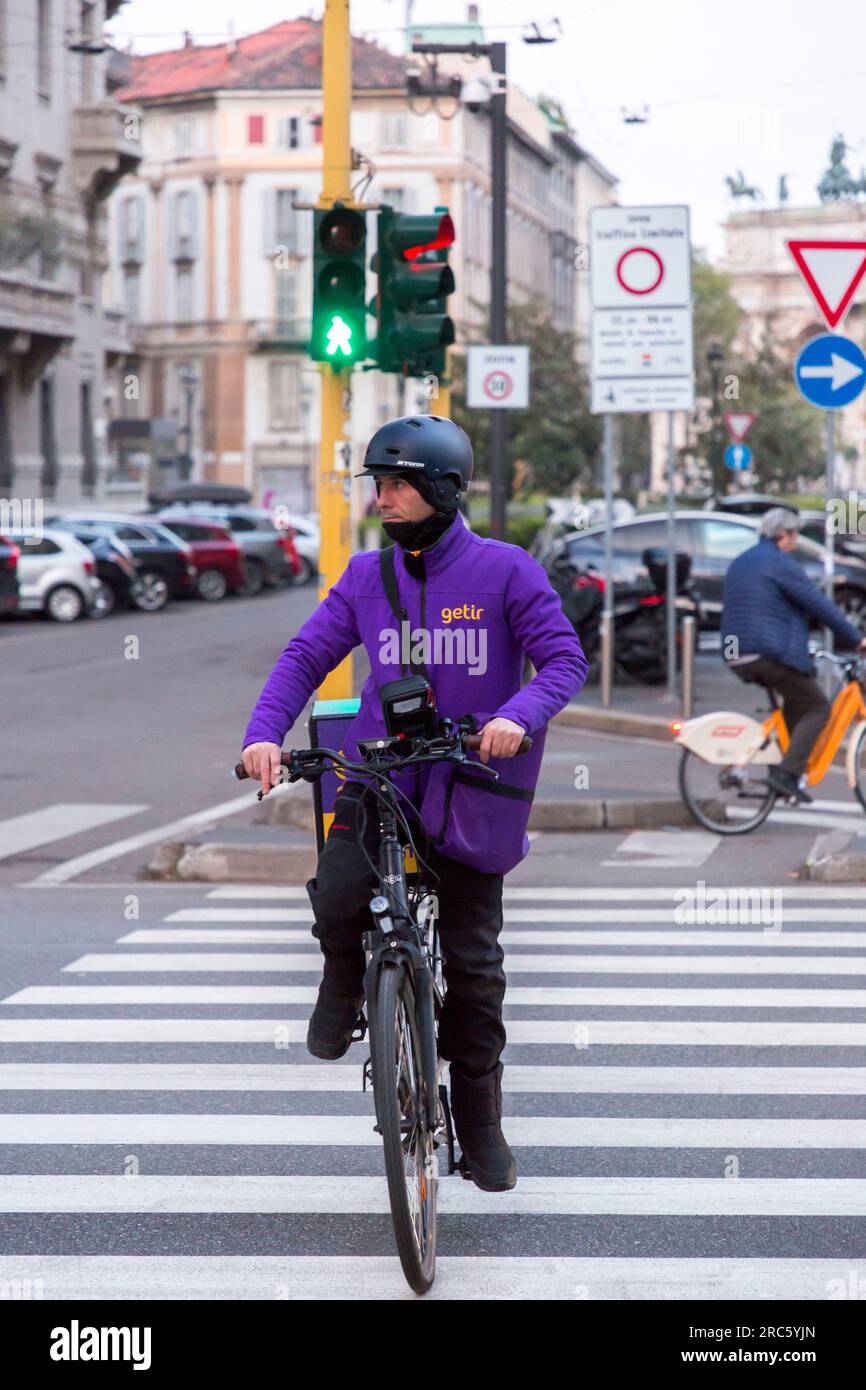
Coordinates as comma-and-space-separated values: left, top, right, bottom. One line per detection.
379, 544, 427, 677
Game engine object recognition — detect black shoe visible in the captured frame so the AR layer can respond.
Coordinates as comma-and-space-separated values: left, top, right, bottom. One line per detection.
306, 983, 364, 1060
449, 1060, 517, 1192
766, 766, 812, 803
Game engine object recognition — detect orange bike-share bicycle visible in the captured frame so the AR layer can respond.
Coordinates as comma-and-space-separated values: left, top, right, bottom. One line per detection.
676, 650, 866, 834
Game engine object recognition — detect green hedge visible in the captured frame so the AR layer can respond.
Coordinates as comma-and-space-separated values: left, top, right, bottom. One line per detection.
472, 516, 545, 550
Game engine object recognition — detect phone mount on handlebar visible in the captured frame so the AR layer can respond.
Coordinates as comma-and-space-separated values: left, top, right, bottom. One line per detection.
380, 674, 438, 740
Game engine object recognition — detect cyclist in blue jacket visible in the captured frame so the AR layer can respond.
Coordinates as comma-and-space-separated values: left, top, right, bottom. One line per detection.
722, 506, 866, 802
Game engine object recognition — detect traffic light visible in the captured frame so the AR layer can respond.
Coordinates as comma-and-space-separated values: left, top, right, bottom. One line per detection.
311, 203, 367, 366
374, 208, 455, 376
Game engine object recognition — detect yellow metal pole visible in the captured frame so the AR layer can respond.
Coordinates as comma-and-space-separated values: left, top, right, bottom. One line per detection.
317, 0, 353, 700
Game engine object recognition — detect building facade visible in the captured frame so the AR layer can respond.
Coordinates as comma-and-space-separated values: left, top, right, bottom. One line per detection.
0, 0, 142, 512
105, 17, 617, 513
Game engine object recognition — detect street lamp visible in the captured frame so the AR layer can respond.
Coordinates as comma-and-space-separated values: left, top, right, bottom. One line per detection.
177, 363, 199, 481
705, 340, 725, 494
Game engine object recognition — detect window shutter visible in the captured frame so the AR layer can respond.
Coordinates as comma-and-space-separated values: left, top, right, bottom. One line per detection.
248, 114, 264, 144
186, 190, 199, 259
262, 187, 275, 256
167, 191, 178, 261
136, 196, 146, 262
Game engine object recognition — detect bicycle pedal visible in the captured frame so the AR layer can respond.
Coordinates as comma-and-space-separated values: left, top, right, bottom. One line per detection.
361, 1055, 372, 1092
350, 1012, 367, 1043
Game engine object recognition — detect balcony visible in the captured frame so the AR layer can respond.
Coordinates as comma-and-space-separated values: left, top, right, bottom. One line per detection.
0, 271, 76, 385
247, 318, 311, 352
103, 305, 134, 356
70, 101, 143, 201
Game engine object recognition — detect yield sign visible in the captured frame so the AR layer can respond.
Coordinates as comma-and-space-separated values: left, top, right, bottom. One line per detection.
786, 240, 866, 329
723, 411, 756, 443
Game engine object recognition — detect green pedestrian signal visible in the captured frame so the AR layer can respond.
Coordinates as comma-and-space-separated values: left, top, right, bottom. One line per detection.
311, 204, 367, 367
373, 208, 455, 376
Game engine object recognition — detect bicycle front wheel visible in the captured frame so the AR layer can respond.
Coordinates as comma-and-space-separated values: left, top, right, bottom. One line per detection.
851, 722, 866, 814
678, 748, 777, 835
371, 961, 437, 1295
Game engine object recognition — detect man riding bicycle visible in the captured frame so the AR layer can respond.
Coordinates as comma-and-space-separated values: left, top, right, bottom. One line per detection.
722, 506, 866, 803
242, 415, 588, 1191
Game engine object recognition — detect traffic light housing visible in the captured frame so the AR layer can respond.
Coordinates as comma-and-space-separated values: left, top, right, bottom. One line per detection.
374, 208, 455, 376
311, 204, 367, 366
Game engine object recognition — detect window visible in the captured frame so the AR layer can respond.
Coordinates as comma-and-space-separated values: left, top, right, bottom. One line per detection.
15, 535, 59, 555
226, 515, 256, 532
120, 196, 144, 262
115, 524, 150, 542
614, 521, 669, 553
380, 112, 407, 148
248, 114, 265, 144
277, 116, 304, 149
274, 268, 296, 328
172, 190, 197, 260
274, 189, 297, 252
174, 118, 194, 155
700, 520, 757, 560
80, 381, 95, 494
123, 268, 140, 321
381, 187, 405, 212
176, 265, 193, 320
37, 0, 51, 98
80, 2, 95, 101
268, 361, 300, 429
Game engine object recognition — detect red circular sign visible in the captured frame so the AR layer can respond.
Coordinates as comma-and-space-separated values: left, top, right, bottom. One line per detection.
616, 246, 664, 296
483, 369, 513, 401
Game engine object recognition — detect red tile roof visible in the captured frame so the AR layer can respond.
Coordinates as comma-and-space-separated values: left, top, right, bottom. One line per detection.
117, 18, 408, 101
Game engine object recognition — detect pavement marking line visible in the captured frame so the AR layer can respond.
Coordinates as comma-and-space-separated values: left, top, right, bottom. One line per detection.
602, 830, 722, 870
0, 804, 148, 861
23, 788, 285, 887
0, 1174, 864, 1215
0, 1255, 858, 1301
36, 979, 866, 1009
206, 885, 866, 901
0, 1018, 865, 1044
115, 928, 866, 948
162, 905, 866, 925
3, 1114, 866, 1149
3, 1063, 866, 1094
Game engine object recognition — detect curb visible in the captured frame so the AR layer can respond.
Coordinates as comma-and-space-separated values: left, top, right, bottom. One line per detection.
552, 703, 674, 742
803, 854, 866, 883
145, 795, 695, 882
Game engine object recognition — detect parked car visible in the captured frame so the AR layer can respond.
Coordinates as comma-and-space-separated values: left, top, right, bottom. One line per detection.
271, 510, 318, 586
56, 527, 140, 617
710, 492, 866, 563
549, 510, 866, 630
5, 527, 101, 621
0, 533, 20, 616
50, 514, 198, 611
156, 515, 247, 600
703, 492, 782, 516
153, 504, 299, 593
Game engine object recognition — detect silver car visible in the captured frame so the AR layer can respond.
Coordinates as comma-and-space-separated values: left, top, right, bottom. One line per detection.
7, 527, 101, 621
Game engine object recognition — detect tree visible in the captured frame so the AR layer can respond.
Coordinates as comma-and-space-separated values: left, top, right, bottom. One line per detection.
450, 298, 602, 498
734, 334, 824, 492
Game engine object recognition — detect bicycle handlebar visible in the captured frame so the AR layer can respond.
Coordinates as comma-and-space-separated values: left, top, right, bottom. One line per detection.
813, 648, 864, 668
233, 728, 532, 784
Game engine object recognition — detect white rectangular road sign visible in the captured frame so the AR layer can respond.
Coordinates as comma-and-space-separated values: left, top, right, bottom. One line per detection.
467, 345, 529, 409
590, 205, 691, 310
591, 308, 693, 378
591, 376, 695, 415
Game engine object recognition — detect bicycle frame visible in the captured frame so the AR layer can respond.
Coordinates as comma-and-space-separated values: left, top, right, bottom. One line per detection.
761, 678, 866, 787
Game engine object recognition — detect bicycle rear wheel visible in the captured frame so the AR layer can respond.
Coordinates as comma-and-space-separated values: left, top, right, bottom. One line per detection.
371, 961, 437, 1294
679, 748, 777, 835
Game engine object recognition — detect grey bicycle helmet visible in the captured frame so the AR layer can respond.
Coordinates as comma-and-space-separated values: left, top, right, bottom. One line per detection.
356, 414, 473, 507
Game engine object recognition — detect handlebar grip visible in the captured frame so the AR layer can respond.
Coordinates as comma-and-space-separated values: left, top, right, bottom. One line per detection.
234, 754, 292, 781
465, 732, 533, 755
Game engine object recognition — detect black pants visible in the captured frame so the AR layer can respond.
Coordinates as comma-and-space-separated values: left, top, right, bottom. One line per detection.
305, 781, 506, 1078
731, 657, 830, 777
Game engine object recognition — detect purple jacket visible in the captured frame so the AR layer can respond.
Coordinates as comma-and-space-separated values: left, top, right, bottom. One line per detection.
243, 512, 588, 872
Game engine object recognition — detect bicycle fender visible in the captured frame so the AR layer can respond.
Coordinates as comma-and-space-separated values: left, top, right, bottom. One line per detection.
846, 720, 866, 789
414, 965, 439, 1129
675, 711, 782, 766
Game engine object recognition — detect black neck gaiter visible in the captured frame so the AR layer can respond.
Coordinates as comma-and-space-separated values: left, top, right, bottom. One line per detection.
381, 508, 456, 554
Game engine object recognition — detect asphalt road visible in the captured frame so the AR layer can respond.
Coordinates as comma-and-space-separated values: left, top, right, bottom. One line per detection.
4, 585, 866, 1300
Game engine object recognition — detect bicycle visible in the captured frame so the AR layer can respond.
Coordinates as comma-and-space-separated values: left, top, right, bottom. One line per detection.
675, 649, 866, 835
235, 715, 531, 1295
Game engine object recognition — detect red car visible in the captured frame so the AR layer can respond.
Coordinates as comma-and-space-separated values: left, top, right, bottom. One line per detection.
157, 516, 246, 601
0, 533, 20, 615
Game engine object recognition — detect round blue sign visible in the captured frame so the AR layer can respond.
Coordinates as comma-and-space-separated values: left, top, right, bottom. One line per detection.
724, 442, 752, 471
794, 333, 866, 410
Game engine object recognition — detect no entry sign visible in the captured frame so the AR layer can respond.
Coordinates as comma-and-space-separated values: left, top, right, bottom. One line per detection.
467, 346, 529, 409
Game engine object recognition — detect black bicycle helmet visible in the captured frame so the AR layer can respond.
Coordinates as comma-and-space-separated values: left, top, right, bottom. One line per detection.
356, 414, 473, 507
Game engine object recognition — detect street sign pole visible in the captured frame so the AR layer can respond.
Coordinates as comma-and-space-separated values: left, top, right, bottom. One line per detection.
666, 411, 677, 699
601, 413, 615, 708
823, 409, 836, 679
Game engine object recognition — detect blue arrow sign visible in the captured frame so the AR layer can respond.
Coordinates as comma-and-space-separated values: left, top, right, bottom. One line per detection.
794, 333, 866, 410
724, 442, 752, 471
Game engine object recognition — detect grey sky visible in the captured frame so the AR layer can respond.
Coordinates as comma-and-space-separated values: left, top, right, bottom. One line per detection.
110, 0, 866, 258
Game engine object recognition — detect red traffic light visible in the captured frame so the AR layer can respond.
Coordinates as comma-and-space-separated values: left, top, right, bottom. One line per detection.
319, 206, 366, 256
401, 213, 455, 262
